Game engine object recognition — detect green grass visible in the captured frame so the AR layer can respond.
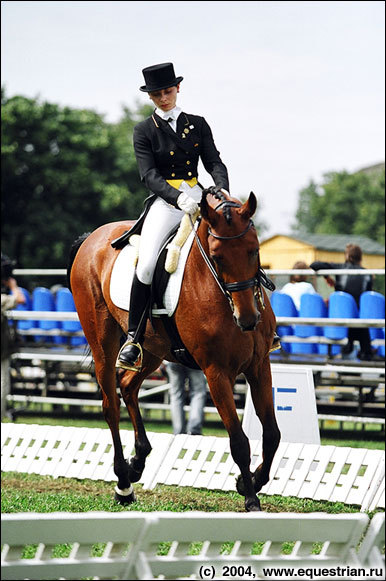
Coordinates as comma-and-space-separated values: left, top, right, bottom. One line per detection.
2, 471, 373, 516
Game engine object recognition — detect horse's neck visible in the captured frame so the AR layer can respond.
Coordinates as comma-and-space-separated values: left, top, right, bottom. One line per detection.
185, 219, 210, 278
196, 219, 210, 250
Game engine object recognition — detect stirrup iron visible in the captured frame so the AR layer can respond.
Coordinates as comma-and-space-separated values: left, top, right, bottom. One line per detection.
116, 339, 143, 372
269, 341, 281, 354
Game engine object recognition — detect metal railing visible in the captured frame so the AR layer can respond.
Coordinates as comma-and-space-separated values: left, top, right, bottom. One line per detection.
12, 267, 386, 277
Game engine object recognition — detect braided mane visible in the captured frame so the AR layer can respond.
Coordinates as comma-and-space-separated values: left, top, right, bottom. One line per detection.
202, 187, 236, 225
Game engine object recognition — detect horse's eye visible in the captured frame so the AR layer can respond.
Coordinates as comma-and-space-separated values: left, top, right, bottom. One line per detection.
248, 249, 259, 258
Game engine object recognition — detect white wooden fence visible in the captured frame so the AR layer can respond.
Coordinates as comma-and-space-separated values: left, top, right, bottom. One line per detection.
1, 423, 384, 512
2, 510, 384, 580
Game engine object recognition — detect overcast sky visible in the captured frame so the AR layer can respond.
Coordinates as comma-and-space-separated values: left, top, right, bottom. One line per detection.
2, 0, 385, 238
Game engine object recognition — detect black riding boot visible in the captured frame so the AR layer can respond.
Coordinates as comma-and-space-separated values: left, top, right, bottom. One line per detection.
116, 274, 151, 371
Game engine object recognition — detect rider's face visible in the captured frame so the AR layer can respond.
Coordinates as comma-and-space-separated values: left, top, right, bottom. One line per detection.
148, 84, 179, 112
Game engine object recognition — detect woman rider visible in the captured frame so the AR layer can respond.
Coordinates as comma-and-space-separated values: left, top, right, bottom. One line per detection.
116, 62, 229, 370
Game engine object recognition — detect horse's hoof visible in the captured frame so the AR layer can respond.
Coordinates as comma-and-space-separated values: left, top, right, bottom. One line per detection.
114, 486, 136, 505
245, 497, 261, 512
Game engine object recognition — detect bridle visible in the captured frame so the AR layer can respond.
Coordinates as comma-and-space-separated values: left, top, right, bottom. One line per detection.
189, 199, 273, 314
207, 200, 255, 241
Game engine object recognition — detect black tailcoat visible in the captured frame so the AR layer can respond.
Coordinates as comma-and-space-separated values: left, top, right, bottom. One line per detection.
133, 111, 229, 208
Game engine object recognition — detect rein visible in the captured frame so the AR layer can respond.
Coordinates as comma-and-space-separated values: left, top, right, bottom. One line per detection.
188, 215, 233, 303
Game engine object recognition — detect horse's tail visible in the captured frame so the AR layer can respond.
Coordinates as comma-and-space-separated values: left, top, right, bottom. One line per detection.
67, 232, 91, 291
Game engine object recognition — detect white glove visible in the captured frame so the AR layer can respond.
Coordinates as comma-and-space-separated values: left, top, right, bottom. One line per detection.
177, 191, 199, 215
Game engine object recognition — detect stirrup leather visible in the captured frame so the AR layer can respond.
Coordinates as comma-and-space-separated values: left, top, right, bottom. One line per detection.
116, 339, 143, 372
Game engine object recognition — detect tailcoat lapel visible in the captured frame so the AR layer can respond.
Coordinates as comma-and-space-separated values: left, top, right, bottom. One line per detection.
154, 112, 197, 154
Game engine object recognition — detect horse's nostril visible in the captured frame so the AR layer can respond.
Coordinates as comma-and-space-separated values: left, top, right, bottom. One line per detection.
242, 323, 257, 332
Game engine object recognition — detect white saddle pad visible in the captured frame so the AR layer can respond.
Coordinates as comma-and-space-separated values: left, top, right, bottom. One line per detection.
110, 229, 196, 317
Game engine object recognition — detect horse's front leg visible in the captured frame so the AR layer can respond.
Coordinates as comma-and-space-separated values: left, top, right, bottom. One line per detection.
94, 357, 136, 505
117, 350, 162, 482
205, 368, 261, 512
243, 356, 281, 493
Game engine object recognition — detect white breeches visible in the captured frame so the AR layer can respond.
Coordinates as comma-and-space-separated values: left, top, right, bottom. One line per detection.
136, 182, 202, 286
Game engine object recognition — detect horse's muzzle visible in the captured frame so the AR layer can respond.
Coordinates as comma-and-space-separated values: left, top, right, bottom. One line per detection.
235, 310, 261, 332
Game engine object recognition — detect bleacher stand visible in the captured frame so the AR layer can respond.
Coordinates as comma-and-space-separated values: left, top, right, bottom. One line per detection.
360, 291, 385, 357
294, 293, 327, 355
325, 291, 359, 356
270, 291, 298, 353
32, 287, 58, 343
55, 287, 86, 346
15, 288, 33, 333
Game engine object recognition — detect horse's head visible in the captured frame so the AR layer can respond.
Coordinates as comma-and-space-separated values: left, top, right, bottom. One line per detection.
200, 187, 262, 332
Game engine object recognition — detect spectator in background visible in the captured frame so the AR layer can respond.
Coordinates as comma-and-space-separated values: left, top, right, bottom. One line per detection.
1, 254, 26, 419
165, 362, 207, 435
280, 261, 318, 312
310, 243, 374, 360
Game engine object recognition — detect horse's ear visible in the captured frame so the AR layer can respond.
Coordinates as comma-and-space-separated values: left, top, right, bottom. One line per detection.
200, 193, 219, 227
239, 192, 257, 220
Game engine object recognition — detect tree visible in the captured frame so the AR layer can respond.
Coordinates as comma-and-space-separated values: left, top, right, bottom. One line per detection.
292, 180, 321, 235
293, 167, 385, 244
1, 90, 148, 269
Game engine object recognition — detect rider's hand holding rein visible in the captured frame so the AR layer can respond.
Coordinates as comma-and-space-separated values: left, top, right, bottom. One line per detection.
177, 191, 199, 215
116, 62, 229, 371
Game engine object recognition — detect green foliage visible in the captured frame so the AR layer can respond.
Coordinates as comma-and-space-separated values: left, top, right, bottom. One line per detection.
293, 168, 385, 244
1, 89, 149, 269
293, 180, 321, 234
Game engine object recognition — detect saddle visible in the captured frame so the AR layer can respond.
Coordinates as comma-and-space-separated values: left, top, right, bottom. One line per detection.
110, 222, 201, 370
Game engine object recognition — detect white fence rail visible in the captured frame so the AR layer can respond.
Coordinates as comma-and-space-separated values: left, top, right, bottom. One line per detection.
1, 423, 384, 512
2, 511, 384, 580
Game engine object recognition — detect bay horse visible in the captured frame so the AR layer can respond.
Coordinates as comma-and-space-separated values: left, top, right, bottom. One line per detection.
68, 188, 280, 512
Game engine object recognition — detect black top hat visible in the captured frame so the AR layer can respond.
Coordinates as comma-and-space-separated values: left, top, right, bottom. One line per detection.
140, 62, 183, 93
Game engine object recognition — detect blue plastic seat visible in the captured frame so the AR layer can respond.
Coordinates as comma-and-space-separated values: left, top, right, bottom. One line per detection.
271, 291, 298, 353
32, 287, 59, 343
325, 291, 359, 355
294, 293, 328, 354
15, 288, 34, 332
55, 287, 86, 346
359, 291, 385, 356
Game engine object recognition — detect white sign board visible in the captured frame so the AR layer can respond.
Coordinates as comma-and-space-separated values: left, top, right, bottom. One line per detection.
242, 365, 320, 444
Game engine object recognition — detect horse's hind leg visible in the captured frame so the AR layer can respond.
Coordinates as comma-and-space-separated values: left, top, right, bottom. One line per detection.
205, 368, 261, 512
85, 316, 135, 504
242, 356, 281, 493
117, 350, 163, 482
